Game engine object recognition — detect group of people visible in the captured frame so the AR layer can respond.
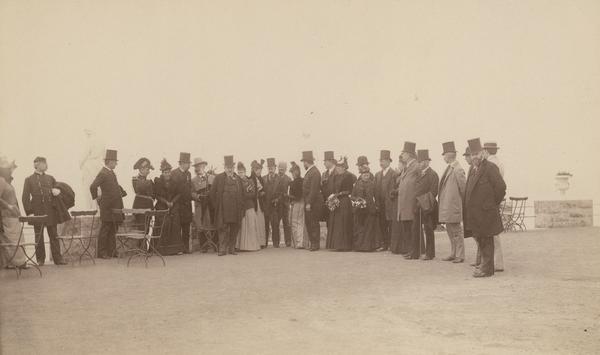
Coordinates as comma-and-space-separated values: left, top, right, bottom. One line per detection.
0, 137, 506, 277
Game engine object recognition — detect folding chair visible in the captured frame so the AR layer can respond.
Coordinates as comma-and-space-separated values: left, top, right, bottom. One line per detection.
114, 209, 168, 267
112, 208, 150, 260
0, 215, 46, 278
57, 210, 98, 265
500, 199, 514, 231
509, 197, 528, 231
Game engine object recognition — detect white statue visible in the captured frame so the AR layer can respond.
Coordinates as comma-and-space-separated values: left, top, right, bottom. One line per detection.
79, 129, 105, 210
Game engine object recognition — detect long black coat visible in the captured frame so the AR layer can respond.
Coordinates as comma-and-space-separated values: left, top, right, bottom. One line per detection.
415, 167, 440, 224
464, 159, 506, 239
302, 165, 323, 213
374, 168, 398, 221
170, 168, 193, 224
90, 167, 126, 222
22, 173, 58, 225
210, 172, 244, 228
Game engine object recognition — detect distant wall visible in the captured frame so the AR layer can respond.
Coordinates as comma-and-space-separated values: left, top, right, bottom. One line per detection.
534, 200, 593, 228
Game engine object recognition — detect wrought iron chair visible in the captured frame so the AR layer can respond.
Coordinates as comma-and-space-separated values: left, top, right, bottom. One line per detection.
508, 197, 528, 231
112, 208, 150, 260
0, 215, 46, 278
57, 210, 98, 265
113, 209, 168, 267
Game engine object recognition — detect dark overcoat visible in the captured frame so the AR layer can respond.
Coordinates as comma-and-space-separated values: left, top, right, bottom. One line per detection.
374, 168, 398, 221
22, 173, 58, 225
210, 172, 244, 228
415, 167, 440, 223
170, 168, 193, 224
463, 159, 506, 239
302, 165, 323, 214
90, 167, 126, 222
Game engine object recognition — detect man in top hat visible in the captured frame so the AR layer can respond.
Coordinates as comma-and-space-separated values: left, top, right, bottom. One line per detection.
90, 149, 127, 259
464, 138, 506, 277
22, 157, 68, 265
374, 150, 398, 252
438, 142, 467, 263
414, 150, 439, 260
462, 146, 480, 267
263, 157, 283, 247
191, 157, 215, 234
275, 161, 292, 246
210, 155, 244, 256
321, 151, 336, 226
169, 152, 193, 253
396, 142, 421, 259
483, 141, 505, 271
301, 151, 323, 251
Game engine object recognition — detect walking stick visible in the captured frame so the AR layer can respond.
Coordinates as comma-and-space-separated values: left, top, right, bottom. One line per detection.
419, 208, 423, 257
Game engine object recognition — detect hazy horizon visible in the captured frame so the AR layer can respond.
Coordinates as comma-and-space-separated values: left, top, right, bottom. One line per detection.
1, 0, 599, 211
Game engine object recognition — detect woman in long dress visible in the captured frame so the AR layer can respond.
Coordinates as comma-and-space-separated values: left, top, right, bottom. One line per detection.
249, 160, 267, 248
288, 162, 309, 249
236, 162, 261, 251
153, 159, 183, 255
352, 157, 382, 252
0, 158, 28, 269
326, 157, 356, 251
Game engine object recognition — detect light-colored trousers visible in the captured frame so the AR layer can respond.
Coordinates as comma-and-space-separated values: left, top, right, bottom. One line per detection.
445, 223, 464, 260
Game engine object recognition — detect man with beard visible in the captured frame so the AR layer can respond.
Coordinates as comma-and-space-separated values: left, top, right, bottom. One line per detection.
301, 151, 323, 251
464, 138, 506, 277
396, 142, 421, 260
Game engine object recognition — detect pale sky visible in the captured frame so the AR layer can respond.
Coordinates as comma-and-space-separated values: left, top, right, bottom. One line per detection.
1, 0, 599, 209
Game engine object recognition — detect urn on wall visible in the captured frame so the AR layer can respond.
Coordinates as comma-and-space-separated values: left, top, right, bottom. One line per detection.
555, 171, 572, 196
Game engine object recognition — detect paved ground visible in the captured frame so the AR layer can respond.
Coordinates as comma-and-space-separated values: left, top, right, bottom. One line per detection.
1, 227, 599, 354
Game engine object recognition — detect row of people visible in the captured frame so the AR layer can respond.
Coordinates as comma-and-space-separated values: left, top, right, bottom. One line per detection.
0, 137, 506, 277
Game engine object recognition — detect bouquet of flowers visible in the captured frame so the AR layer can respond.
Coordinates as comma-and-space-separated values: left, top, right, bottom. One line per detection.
351, 197, 367, 209
326, 194, 340, 211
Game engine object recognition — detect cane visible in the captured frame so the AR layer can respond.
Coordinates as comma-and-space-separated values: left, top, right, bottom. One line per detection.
419, 208, 423, 257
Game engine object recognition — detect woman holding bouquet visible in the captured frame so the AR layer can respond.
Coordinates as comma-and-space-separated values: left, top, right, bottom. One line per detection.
352, 157, 382, 252
326, 156, 356, 251
236, 162, 262, 251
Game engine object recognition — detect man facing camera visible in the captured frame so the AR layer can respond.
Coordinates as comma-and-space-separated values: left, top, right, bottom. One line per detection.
22, 157, 68, 265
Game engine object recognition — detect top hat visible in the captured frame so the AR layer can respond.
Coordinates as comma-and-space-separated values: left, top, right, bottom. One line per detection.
301, 151, 315, 162
133, 157, 154, 170
224, 155, 235, 167
468, 138, 483, 154
193, 157, 207, 166
441, 142, 457, 155
379, 150, 391, 161
463, 147, 471, 156
484, 141, 499, 150
179, 152, 191, 164
402, 141, 416, 155
356, 156, 369, 166
267, 158, 276, 167
323, 151, 335, 161
33, 156, 46, 164
417, 149, 431, 162
104, 149, 118, 161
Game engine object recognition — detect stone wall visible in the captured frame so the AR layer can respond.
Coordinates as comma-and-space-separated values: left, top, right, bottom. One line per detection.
534, 200, 593, 228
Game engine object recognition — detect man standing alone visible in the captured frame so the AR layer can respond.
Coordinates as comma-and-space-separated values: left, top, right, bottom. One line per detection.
438, 142, 467, 263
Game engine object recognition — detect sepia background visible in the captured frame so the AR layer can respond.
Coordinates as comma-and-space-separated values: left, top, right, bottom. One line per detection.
1, 0, 599, 211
